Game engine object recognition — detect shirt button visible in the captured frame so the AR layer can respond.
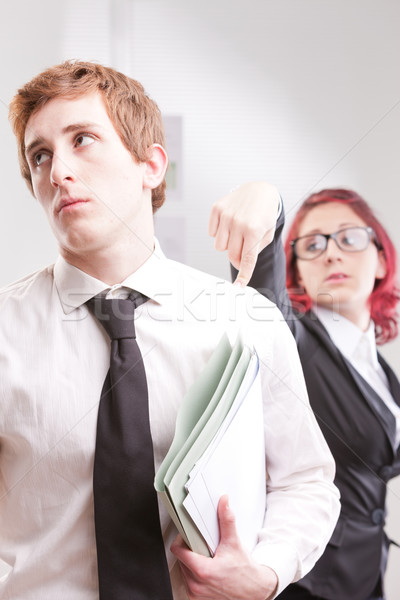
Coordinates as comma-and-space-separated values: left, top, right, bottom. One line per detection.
371, 509, 385, 525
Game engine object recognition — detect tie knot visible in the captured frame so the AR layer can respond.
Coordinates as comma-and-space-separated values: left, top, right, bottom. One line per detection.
88, 292, 147, 340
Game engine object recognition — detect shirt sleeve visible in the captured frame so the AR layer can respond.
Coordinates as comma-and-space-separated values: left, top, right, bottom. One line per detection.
248, 303, 340, 597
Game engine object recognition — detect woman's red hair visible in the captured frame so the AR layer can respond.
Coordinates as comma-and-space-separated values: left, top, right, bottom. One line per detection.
285, 189, 400, 344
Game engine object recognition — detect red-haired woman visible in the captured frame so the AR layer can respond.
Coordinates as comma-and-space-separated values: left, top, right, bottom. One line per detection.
209, 184, 400, 600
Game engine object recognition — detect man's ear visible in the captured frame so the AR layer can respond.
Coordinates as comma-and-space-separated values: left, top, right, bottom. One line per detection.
143, 144, 168, 190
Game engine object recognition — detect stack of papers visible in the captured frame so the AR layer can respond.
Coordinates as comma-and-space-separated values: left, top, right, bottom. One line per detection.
154, 333, 266, 557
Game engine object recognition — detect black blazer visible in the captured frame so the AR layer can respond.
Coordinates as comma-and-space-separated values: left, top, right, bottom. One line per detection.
233, 208, 400, 600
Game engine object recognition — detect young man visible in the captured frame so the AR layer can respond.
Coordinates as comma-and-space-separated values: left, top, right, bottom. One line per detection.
0, 61, 339, 600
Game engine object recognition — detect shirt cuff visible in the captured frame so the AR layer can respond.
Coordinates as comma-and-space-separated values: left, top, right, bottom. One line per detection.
252, 541, 300, 598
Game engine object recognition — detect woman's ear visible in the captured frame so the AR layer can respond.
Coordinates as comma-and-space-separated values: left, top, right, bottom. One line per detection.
143, 144, 168, 190
375, 250, 387, 280
295, 264, 304, 286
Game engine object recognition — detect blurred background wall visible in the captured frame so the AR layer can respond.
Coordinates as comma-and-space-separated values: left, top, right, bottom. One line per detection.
1, 0, 399, 595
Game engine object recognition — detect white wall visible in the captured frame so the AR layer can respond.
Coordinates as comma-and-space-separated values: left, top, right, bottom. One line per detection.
1, 0, 399, 596
0, 1, 65, 285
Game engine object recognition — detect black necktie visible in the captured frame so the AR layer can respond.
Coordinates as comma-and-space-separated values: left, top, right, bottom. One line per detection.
88, 292, 173, 600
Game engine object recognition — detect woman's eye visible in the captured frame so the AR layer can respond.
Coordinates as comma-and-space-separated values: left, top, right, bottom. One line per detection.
340, 232, 357, 247
35, 152, 50, 166
76, 134, 95, 148
306, 238, 322, 252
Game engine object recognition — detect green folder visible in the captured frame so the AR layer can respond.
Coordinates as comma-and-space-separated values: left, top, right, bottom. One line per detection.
154, 332, 252, 556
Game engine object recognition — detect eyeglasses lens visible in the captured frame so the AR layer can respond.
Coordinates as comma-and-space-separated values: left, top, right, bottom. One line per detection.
336, 228, 369, 252
295, 235, 325, 259
294, 227, 371, 260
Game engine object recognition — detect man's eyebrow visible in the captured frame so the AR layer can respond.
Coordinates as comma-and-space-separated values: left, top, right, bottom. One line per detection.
62, 121, 103, 135
25, 122, 103, 158
25, 137, 45, 159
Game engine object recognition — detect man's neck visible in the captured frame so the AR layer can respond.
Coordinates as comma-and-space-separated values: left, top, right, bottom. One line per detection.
60, 236, 155, 286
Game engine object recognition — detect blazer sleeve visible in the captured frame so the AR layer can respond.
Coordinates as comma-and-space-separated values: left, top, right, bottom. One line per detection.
230, 204, 297, 332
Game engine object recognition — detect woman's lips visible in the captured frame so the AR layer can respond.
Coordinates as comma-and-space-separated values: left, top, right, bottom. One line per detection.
325, 273, 349, 282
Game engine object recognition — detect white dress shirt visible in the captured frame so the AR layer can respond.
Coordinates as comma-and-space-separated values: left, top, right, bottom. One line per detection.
314, 305, 400, 448
0, 243, 339, 600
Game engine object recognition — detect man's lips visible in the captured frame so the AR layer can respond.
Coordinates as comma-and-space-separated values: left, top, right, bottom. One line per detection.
57, 198, 89, 213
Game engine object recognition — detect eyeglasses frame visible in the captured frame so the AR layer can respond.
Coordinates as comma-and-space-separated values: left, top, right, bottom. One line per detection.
290, 226, 381, 261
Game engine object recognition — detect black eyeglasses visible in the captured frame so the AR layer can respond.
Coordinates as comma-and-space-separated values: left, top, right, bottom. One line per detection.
290, 226, 379, 261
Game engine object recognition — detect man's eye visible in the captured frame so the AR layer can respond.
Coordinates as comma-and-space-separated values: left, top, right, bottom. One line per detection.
35, 152, 50, 166
76, 134, 95, 148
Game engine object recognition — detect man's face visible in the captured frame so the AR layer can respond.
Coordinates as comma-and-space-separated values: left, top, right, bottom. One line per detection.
24, 92, 151, 259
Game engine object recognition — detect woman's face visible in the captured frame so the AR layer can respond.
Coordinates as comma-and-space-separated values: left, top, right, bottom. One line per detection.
295, 202, 386, 328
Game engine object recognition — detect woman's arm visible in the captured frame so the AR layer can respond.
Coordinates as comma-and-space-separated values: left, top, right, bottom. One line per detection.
208, 182, 281, 286
209, 182, 294, 324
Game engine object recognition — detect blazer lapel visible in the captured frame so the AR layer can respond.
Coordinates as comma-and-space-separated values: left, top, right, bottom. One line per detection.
378, 354, 400, 461
344, 359, 398, 456
378, 353, 400, 407
303, 312, 399, 455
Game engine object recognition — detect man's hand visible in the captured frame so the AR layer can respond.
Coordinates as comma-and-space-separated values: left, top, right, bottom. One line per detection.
208, 182, 281, 287
171, 495, 278, 600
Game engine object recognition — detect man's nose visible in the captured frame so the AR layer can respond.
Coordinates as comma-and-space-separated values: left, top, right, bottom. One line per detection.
50, 153, 75, 188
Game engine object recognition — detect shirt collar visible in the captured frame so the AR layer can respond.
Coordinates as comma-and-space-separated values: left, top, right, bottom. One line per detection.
313, 305, 379, 368
54, 239, 172, 314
